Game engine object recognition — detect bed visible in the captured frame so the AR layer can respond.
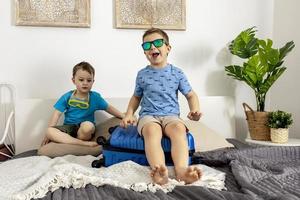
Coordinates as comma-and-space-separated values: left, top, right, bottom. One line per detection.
1, 96, 299, 200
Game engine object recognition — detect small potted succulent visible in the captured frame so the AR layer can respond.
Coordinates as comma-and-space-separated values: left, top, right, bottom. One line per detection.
267, 110, 293, 143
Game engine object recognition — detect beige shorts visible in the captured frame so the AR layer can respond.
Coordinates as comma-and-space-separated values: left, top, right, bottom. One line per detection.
137, 115, 187, 135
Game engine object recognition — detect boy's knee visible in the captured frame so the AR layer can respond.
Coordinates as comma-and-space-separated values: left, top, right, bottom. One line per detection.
77, 121, 95, 140
166, 122, 186, 132
142, 123, 162, 139
143, 123, 161, 134
165, 122, 187, 140
79, 121, 95, 133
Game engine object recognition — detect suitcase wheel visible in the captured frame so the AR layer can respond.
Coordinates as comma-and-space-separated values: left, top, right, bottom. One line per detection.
108, 126, 118, 134
96, 136, 107, 145
91, 158, 105, 168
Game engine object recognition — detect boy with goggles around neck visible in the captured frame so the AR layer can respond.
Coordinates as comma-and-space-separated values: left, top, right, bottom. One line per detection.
121, 28, 202, 185
41, 61, 124, 148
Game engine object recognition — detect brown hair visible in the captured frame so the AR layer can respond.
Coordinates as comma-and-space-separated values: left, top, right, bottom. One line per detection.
142, 28, 169, 45
72, 61, 95, 77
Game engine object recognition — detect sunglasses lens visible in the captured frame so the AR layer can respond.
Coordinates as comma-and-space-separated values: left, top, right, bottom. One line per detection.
153, 39, 164, 48
142, 42, 151, 50
142, 39, 165, 51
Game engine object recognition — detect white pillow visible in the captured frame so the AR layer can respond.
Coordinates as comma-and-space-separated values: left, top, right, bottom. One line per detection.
184, 120, 234, 152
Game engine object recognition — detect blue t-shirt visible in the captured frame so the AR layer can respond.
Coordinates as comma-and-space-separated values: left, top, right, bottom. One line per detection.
54, 90, 108, 124
134, 64, 192, 117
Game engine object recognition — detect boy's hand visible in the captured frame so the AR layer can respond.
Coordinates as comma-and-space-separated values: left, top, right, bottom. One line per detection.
187, 111, 202, 121
41, 136, 50, 146
120, 115, 136, 128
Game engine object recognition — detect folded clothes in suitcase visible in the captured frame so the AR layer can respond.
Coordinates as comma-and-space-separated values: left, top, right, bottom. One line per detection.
92, 125, 196, 168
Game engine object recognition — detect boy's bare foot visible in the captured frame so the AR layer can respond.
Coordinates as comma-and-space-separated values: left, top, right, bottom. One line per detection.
150, 165, 169, 185
176, 166, 202, 184
82, 141, 99, 147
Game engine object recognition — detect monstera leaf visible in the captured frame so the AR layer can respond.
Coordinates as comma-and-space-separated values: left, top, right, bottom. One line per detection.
229, 27, 259, 59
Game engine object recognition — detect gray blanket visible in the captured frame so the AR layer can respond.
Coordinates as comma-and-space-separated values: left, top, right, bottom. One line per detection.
198, 145, 300, 200
35, 145, 300, 200
227, 146, 300, 200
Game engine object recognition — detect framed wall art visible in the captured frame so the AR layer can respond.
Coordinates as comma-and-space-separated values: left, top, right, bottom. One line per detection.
115, 0, 186, 30
15, 0, 90, 28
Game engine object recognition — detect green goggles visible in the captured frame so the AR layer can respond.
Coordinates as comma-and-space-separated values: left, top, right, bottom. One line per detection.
68, 99, 89, 109
68, 91, 89, 109
141, 39, 166, 51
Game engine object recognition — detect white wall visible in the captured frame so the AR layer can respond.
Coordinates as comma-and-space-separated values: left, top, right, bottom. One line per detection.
272, 0, 300, 139
0, 0, 274, 141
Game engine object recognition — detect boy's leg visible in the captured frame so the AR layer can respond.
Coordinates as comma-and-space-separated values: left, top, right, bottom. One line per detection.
164, 118, 202, 184
138, 116, 168, 185
46, 126, 98, 147
77, 121, 95, 141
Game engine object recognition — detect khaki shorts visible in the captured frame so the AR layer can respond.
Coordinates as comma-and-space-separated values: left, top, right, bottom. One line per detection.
137, 115, 187, 135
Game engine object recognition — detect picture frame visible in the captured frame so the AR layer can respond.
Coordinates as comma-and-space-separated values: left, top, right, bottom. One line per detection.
15, 0, 91, 28
115, 0, 186, 30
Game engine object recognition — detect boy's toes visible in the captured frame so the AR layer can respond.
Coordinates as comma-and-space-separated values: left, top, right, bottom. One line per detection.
177, 166, 202, 184
90, 141, 99, 147
188, 166, 202, 179
196, 168, 202, 179
150, 165, 168, 185
188, 166, 201, 177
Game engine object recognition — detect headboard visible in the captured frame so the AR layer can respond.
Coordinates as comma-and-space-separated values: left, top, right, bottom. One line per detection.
15, 96, 235, 154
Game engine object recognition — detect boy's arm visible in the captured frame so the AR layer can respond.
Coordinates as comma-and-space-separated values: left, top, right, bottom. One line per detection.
48, 109, 63, 127
105, 104, 125, 119
185, 90, 202, 121
121, 95, 141, 128
41, 109, 62, 146
125, 95, 141, 116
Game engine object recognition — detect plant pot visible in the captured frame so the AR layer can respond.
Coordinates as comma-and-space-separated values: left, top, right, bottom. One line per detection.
270, 128, 289, 143
243, 103, 270, 141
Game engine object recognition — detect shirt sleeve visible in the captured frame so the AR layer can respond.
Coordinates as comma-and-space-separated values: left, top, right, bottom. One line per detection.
134, 71, 143, 97
95, 92, 109, 110
54, 93, 69, 112
178, 69, 192, 96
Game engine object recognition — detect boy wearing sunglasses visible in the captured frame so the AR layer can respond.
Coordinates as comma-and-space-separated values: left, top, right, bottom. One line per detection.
41, 61, 124, 147
121, 28, 202, 185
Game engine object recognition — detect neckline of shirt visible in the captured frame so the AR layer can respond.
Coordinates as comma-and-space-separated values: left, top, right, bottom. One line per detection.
147, 64, 171, 71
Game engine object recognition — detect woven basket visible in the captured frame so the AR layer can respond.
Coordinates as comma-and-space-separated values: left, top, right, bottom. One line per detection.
270, 128, 289, 143
243, 103, 270, 141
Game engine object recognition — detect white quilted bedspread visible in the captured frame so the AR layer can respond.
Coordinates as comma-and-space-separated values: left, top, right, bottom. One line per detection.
0, 155, 225, 200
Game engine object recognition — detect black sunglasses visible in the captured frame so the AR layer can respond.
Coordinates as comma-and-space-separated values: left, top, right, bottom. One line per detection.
141, 39, 167, 51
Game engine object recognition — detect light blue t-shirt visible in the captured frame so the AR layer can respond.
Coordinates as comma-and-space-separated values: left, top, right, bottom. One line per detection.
134, 64, 192, 117
54, 90, 108, 125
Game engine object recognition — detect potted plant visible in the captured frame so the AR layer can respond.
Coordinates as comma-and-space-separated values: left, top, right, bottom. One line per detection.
267, 110, 293, 143
225, 27, 295, 140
